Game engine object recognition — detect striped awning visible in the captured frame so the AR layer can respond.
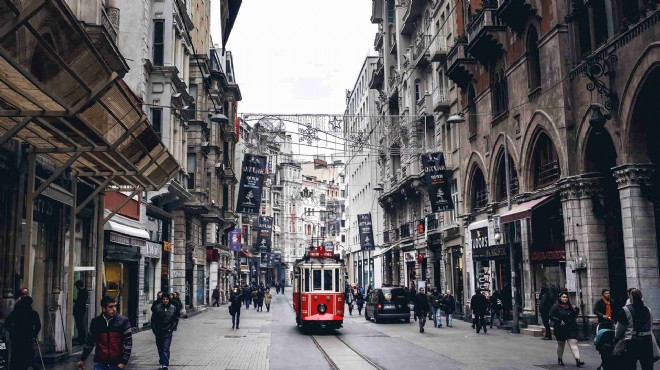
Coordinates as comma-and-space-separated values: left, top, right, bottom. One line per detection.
0, 0, 179, 189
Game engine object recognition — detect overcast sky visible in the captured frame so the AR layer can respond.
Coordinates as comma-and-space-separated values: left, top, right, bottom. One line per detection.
210, 0, 377, 116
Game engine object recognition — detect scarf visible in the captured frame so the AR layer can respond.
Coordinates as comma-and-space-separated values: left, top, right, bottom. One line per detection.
602, 297, 612, 318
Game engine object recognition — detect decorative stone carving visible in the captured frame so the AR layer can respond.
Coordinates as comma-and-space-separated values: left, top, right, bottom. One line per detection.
613, 163, 654, 189
558, 175, 604, 200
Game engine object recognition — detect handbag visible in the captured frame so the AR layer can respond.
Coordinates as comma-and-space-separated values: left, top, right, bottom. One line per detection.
228, 305, 235, 316
612, 338, 629, 356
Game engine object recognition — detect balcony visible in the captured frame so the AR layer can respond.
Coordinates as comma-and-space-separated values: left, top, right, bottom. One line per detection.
374, 28, 384, 50
496, 0, 538, 34
389, 34, 398, 55
399, 222, 412, 239
412, 35, 431, 68
446, 41, 477, 88
429, 35, 449, 63
369, 60, 385, 90
427, 214, 440, 231
384, 230, 391, 244
416, 92, 432, 115
221, 122, 237, 141
401, 0, 426, 35
466, 7, 507, 65
432, 88, 450, 112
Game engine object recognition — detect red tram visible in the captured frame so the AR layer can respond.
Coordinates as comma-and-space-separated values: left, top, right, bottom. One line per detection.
292, 246, 346, 330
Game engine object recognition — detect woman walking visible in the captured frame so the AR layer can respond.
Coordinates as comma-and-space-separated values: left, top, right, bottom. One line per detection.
346, 288, 355, 315
614, 289, 659, 370
355, 290, 365, 316
264, 289, 273, 312
549, 292, 585, 367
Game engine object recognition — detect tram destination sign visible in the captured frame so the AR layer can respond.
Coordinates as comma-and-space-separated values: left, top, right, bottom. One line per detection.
236, 154, 267, 215
358, 213, 375, 251
421, 152, 454, 212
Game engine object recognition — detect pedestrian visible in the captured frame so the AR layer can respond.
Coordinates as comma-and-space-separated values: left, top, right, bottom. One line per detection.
243, 285, 252, 309
625, 287, 637, 305
614, 289, 658, 370
169, 293, 181, 331
251, 288, 259, 310
594, 288, 616, 324
470, 288, 488, 334
229, 286, 243, 329
539, 287, 554, 340
256, 287, 265, 312
151, 294, 178, 370
281, 279, 286, 294
77, 296, 132, 370
275, 282, 280, 294
549, 292, 584, 367
355, 290, 365, 316
408, 286, 418, 322
489, 290, 503, 328
264, 289, 273, 312
442, 290, 455, 327
212, 286, 220, 307
151, 291, 163, 313
414, 287, 430, 333
366, 284, 372, 296
73, 280, 89, 345
429, 287, 443, 328
5, 295, 41, 370
346, 288, 355, 315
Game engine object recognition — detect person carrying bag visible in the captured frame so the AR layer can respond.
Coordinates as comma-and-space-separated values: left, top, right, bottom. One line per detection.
613, 289, 660, 369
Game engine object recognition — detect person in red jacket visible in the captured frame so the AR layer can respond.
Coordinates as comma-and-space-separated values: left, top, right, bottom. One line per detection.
77, 296, 132, 369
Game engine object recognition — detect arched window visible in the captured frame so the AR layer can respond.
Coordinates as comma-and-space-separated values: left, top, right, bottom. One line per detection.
490, 65, 509, 118
496, 151, 519, 201
470, 166, 488, 210
533, 133, 561, 188
468, 84, 477, 139
526, 27, 541, 91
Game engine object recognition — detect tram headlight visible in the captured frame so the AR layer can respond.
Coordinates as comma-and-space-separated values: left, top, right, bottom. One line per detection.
318, 303, 327, 314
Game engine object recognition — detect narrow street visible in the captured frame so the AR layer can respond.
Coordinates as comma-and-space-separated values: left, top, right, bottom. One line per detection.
48, 293, 621, 370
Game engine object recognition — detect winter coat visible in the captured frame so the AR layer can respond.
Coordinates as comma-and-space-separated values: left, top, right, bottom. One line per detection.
442, 295, 455, 314
80, 314, 132, 366
73, 288, 89, 317
5, 298, 41, 344
429, 292, 443, 309
212, 289, 220, 300
355, 292, 365, 308
414, 293, 430, 316
470, 293, 489, 315
593, 298, 616, 323
539, 292, 555, 316
264, 292, 273, 305
549, 303, 580, 341
151, 303, 178, 337
230, 291, 243, 311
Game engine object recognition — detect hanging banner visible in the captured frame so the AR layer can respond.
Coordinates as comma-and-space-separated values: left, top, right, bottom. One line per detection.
236, 154, 267, 214
358, 213, 375, 251
421, 152, 454, 212
255, 216, 273, 252
273, 253, 282, 264
229, 229, 241, 252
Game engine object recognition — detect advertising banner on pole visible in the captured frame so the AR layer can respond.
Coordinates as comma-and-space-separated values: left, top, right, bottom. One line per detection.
255, 216, 273, 252
358, 213, 375, 251
236, 154, 267, 215
421, 152, 454, 212
229, 229, 241, 252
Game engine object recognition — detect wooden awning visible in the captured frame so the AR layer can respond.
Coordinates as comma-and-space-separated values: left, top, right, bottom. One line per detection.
0, 0, 179, 189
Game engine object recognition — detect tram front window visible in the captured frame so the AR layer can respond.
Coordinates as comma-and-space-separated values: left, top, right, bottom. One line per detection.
323, 270, 332, 291
313, 269, 322, 290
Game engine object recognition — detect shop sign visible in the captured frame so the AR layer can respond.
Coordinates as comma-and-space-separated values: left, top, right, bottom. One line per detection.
143, 241, 161, 259
404, 252, 415, 262
472, 244, 508, 259
530, 250, 565, 262
236, 154, 267, 215
470, 227, 489, 250
163, 241, 173, 252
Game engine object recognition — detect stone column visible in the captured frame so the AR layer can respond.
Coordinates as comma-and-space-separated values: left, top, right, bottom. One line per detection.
172, 209, 187, 313
559, 175, 609, 320
613, 164, 659, 316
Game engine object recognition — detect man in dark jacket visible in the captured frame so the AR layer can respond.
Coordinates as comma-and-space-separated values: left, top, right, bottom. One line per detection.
539, 287, 554, 339
414, 287, 430, 333
212, 287, 220, 307
429, 288, 443, 328
152, 294, 178, 370
73, 280, 89, 345
593, 288, 615, 324
229, 286, 243, 329
470, 288, 489, 334
5, 296, 41, 370
442, 290, 455, 327
77, 296, 132, 369
151, 291, 163, 313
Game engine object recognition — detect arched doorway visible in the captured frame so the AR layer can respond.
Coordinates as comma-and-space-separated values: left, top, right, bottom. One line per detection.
628, 67, 660, 280
584, 129, 626, 305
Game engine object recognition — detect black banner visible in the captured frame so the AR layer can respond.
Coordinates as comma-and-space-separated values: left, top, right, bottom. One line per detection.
358, 213, 375, 251
421, 152, 454, 212
273, 253, 282, 264
236, 154, 267, 215
255, 216, 273, 252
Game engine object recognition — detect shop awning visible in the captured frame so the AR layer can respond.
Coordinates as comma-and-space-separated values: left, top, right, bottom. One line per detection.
105, 220, 150, 240
0, 0, 179, 190
374, 245, 394, 257
500, 195, 554, 223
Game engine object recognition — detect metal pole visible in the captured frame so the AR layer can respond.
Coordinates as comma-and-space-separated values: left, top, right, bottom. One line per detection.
95, 193, 105, 317
503, 134, 520, 334
66, 174, 77, 353
23, 150, 36, 292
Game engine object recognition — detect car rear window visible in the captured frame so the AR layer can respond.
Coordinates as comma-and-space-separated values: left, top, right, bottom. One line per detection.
379, 288, 408, 302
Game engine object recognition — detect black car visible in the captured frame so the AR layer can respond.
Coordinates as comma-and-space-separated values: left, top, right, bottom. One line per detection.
365, 287, 410, 323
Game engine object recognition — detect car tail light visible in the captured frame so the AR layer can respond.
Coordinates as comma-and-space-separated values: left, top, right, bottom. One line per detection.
378, 303, 382, 311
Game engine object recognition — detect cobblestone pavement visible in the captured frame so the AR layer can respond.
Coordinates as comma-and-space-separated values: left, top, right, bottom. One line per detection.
47, 293, 658, 369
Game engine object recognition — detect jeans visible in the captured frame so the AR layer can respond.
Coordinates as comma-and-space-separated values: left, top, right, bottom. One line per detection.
232, 309, 241, 328
445, 312, 453, 327
431, 307, 441, 327
93, 364, 123, 370
418, 312, 427, 331
155, 335, 173, 367
245, 297, 251, 309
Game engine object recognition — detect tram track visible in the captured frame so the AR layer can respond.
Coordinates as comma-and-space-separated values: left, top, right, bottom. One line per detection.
312, 334, 383, 370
